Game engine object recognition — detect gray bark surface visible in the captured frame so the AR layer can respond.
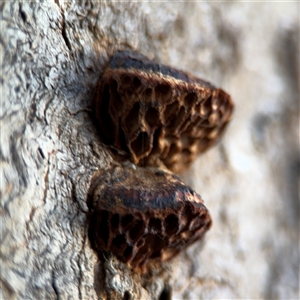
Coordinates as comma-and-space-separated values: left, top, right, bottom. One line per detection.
1, 1, 299, 299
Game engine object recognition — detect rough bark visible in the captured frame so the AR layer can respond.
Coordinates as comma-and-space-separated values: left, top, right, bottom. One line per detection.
1, 1, 299, 299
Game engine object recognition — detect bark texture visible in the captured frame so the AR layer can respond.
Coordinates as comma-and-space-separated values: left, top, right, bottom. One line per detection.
1, 1, 299, 299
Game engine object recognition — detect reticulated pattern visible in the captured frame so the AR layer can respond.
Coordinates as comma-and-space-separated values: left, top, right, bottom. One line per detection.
87, 165, 212, 271
93, 51, 234, 172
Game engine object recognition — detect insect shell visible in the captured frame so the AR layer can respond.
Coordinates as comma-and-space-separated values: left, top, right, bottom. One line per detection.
93, 50, 234, 173
87, 165, 212, 271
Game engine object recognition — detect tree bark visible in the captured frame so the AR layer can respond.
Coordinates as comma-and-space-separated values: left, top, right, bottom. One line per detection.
1, 1, 299, 299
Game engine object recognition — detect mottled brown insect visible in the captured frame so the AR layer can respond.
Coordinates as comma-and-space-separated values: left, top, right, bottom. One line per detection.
87, 165, 212, 271
93, 51, 234, 173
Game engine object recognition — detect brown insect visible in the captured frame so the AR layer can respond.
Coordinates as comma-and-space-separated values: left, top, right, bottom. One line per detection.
93, 50, 234, 173
89, 51, 234, 271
